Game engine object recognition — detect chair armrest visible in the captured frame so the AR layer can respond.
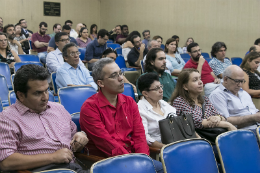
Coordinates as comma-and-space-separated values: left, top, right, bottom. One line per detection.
251, 95, 260, 99
129, 66, 141, 70
17, 170, 32, 173
82, 60, 88, 64
149, 146, 161, 154
74, 152, 104, 162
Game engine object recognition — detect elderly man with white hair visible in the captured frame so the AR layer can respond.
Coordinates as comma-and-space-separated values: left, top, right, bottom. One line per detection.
209, 65, 260, 133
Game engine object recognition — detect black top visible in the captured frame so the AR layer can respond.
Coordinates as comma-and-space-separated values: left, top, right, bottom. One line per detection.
0, 50, 15, 64
244, 69, 260, 90
21, 28, 33, 38
127, 47, 148, 67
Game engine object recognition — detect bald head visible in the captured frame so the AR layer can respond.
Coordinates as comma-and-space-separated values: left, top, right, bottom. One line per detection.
249, 45, 260, 53
223, 65, 243, 79
75, 23, 83, 32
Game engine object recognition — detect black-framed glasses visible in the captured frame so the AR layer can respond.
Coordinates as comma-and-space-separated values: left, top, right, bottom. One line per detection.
107, 71, 125, 79
59, 38, 70, 42
227, 76, 245, 84
191, 49, 202, 54
148, 85, 163, 91
176, 57, 181, 64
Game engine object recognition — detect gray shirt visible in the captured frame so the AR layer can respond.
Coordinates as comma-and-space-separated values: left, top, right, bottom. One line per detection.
209, 84, 259, 130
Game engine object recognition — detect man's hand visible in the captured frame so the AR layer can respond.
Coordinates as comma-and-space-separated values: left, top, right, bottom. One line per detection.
140, 43, 145, 52
198, 56, 205, 65
112, 28, 116, 32
28, 33, 32, 37
12, 39, 20, 46
70, 132, 89, 152
214, 78, 221, 84
51, 148, 73, 164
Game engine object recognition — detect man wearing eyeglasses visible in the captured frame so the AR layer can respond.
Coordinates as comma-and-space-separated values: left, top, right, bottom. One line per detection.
209, 65, 260, 132
184, 42, 220, 96
80, 58, 164, 173
55, 42, 97, 90
31, 22, 51, 64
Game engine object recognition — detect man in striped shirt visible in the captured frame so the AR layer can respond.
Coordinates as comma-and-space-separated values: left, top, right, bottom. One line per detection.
0, 64, 89, 172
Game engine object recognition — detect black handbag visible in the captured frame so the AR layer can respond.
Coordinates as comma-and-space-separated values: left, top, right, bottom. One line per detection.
159, 112, 197, 144
195, 101, 227, 145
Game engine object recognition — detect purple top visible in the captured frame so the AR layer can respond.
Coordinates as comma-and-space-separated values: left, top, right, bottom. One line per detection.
76, 37, 92, 48
116, 34, 127, 44
31, 32, 51, 53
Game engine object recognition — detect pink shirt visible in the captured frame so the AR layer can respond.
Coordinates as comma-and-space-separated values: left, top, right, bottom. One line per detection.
0, 100, 77, 161
76, 37, 91, 48
31, 32, 51, 53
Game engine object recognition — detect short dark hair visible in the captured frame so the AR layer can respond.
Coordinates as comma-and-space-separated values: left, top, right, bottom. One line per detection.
82, 23, 87, 28
153, 35, 163, 42
138, 73, 159, 93
79, 27, 87, 38
62, 25, 71, 31
14, 64, 49, 100
171, 35, 179, 39
65, 20, 73, 25
115, 25, 121, 28
254, 38, 260, 45
145, 48, 164, 73
55, 32, 68, 42
121, 25, 128, 30
187, 42, 199, 53
97, 29, 109, 39
102, 48, 118, 58
39, 22, 47, 27
90, 24, 97, 34
210, 42, 227, 57
62, 42, 77, 58
3, 24, 14, 33
125, 31, 141, 42
142, 30, 150, 37
130, 35, 140, 45
18, 19, 25, 24
53, 23, 61, 31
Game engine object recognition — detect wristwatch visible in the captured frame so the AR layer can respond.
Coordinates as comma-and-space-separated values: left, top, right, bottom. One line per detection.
81, 131, 87, 137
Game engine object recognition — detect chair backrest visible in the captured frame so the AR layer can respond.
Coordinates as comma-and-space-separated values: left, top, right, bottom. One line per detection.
48, 90, 55, 102
107, 40, 113, 44
51, 72, 57, 94
18, 54, 40, 62
201, 52, 210, 58
216, 130, 260, 173
231, 57, 243, 66
0, 97, 3, 112
38, 169, 76, 173
180, 53, 190, 59
91, 154, 157, 173
161, 139, 219, 173
71, 112, 81, 132
205, 58, 212, 63
0, 62, 12, 87
29, 40, 33, 49
11, 74, 15, 89
140, 60, 144, 73
58, 86, 97, 114
0, 75, 9, 101
122, 83, 136, 101
161, 44, 165, 50
115, 55, 127, 68
182, 58, 190, 63
14, 62, 43, 73
115, 47, 122, 55
78, 48, 86, 61
107, 43, 121, 50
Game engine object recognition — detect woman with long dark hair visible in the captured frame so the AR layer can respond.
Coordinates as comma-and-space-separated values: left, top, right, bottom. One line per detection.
76, 27, 91, 48
89, 24, 97, 40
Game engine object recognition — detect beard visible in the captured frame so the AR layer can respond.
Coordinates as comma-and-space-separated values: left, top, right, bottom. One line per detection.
8, 34, 15, 40
192, 54, 201, 62
39, 30, 46, 35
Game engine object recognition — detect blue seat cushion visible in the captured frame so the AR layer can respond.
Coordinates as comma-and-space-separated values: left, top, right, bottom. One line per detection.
121, 68, 137, 72
8, 85, 13, 90
2, 100, 9, 107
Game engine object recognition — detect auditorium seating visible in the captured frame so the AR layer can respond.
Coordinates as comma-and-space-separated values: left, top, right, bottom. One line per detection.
51, 72, 58, 94
71, 112, 81, 131
231, 57, 243, 66
18, 54, 40, 62
161, 44, 165, 50
0, 62, 13, 90
201, 52, 211, 58
115, 56, 137, 71
0, 75, 10, 107
161, 139, 219, 173
180, 53, 190, 59
107, 43, 121, 50
37, 169, 76, 173
14, 62, 43, 73
78, 48, 86, 61
122, 83, 136, 101
140, 60, 144, 73
0, 98, 3, 112
115, 47, 122, 55
216, 130, 260, 173
107, 40, 113, 43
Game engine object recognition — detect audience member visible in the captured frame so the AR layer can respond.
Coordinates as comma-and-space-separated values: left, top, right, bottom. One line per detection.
170, 68, 237, 130
240, 52, 260, 95
153, 35, 163, 47
108, 25, 121, 42
137, 73, 177, 149
0, 32, 21, 72
184, 42, 220, 96
49, 23, 61, 38
56, 43, 97, 90
209, 65, 260, 132
3, 24, 24, 54
209, 42, 232, 78
82, 23, 87, 28
137, 48, 176, 101
14, 24, 27, 46
0, 17, 3, 32
127, 35, 148, 67
47, 25, 78, 52
46, 32, 85, 74
0, 64, 89, 172
64, 20, 76, 38
76, 27, 91, 48
85, 29, 109, 70
89, 24, 98, 40
71, 23, 84, 39
245, 38, 260, 55
182, 37, 194, 53
31, 22, 51, 64
19, 19, 33, 38
171, 35, 183, 54
116, 25, 129, 45
122, 31, 141, 60
79, 58, 163, 173
165, 38, 185, 76
142, 30, 150, 48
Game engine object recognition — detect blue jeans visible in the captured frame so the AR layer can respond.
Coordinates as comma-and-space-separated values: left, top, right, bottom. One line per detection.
153, 159, 164, 173
38, 51, 48, 64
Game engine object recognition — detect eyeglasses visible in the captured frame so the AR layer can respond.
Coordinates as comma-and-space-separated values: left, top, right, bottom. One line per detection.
21, 21, 27, 24
41, 28, 48, 31
148, 85, 163, 91
107, 71, 125, 79
59, 38, 70, 42
227, 76, 245, 84
191, 49, 202, 54
69, 51, 81, 57
176, 57, 181, 64
0, 39, 8, 43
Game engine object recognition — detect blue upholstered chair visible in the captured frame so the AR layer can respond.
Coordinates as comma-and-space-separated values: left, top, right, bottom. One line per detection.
201, 52, 210, 58
161, 139, 219, 173
48, 90, 55, 102
0, 75, 9, 107
0, 62, 13, 90
216, 130, 260, 173
90, 154, 157, 173
14, 62, 43, 73
58, 86, 97, 114
115, 55, 137, 72
107, 40, 113, 44
11, 74, 15, 89
182, 58, 190, 63
115, 47, 122, 55
38, 169, 76, 173
78, 48, 86, 61
71, 112, 80, 132
0, 97, 3, 112
122, 83, 136, 101
140, 60, 145, 73
18, 54, 40, 62
231, 57, 243, 66
205, 58, 212, 63
107, 43, 121, 50
160, 44, 165, 50
180, 53, 190, 59
51, 72, 57, 94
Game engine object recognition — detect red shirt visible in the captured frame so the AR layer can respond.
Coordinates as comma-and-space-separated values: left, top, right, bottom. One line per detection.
184, 59, 215, 84
31, 32, 51, 53
80, 91, 149, 157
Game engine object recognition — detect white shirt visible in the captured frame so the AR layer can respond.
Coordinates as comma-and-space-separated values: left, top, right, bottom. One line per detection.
70, 29, 78, 39
138, 97, 177, 144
